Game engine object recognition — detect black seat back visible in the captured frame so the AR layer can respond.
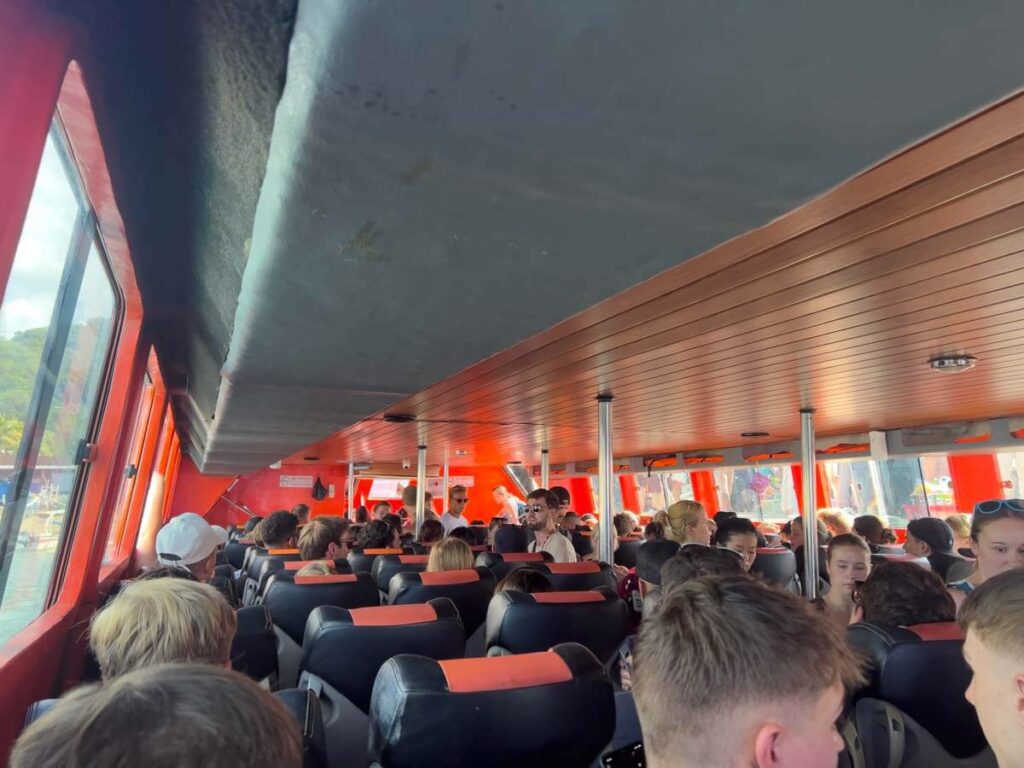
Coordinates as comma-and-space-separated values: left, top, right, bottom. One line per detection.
847, 621, 986, 758
485, 587, 628, 663
301, 598, 465, 713
263, 571, 380, 644
751, 547, 798, 589
372, 554, 430, 593
243, 549, 303, 606
348, 547, 405, 575
928, 551, 967, 583
256, 558, 352, 601
231, 605, 279, 685
536, 561, 617, 592
225, 540, 253, 570
387, 568, 496, 637
274, 688, 327, 768
613, 537, 643, 568
368, 643, 615, 768
870, 551, 931, 570
475, 551, 552, 583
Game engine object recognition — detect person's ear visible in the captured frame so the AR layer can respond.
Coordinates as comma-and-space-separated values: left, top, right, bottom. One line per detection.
326, 541, 341, 560
753, 723, 783, 768
1015, 674, 1024, 722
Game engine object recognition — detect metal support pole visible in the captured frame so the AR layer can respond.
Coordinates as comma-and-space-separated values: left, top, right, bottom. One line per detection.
415, 444, 428, 536
597, 395, 615, 565
540, 448, 550, 489
800, 408, 820, 600
442, 449, 449, 508
346, 462, 355, 519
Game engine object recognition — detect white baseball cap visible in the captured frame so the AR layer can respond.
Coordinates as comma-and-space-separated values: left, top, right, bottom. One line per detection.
156, 513, 229, 567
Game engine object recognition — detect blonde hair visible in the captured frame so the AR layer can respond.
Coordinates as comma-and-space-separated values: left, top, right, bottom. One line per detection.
665, 500, 706, 544
295, 561, 332, 577
946, 513, 971, 541
634, 577, 864, 767
960, 568, 1024, 661
89, 579, 236, 680
298, 519, 341, 560
427, 537, 474, 572
10, 663, 302, 768
817, 508, 853, 536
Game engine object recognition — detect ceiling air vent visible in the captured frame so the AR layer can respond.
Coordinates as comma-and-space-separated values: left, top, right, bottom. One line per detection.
383, 413, 417, 423
927, 354, 977, 373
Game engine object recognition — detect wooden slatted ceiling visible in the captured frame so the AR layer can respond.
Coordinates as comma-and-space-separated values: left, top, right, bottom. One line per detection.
293, 93, 1024, 468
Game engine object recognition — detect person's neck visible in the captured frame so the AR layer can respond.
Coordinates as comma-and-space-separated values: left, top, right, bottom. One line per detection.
825, 588, 852, 612
448, 509, 461, 519
534, 525, 555, 545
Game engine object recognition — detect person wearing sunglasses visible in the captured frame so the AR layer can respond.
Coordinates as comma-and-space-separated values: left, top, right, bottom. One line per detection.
440, 485, 471, 536
524, 489, 578, 563
949, 499, 1024, 610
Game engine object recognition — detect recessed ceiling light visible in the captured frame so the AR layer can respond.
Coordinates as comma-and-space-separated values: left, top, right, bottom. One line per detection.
741, 431, 770, 438
927, 355, 978, 373
454, 449, 469, 457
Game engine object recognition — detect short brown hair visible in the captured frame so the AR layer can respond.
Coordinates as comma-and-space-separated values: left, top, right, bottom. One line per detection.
660, 546, 743, 590
526, 488, 560, 510
634, 577, 863, 766
858, 561, 955, 627
90, 579, 236, 680
298, 519, 343, 560
448, 484, 467, 501
427, 537, 474, 572
10, 664, 302, 768
401, 485, 418, 507
827, 532, 871, 562
959, 568, 1024, 660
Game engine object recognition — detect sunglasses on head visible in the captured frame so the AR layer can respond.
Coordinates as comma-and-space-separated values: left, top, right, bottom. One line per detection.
974, 498, 1024, 515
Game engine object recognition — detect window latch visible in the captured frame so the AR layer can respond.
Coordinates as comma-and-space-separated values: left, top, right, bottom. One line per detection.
76, 440, 98, 465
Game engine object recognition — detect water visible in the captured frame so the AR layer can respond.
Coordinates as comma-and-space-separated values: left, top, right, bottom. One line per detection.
0, 548, 57, 647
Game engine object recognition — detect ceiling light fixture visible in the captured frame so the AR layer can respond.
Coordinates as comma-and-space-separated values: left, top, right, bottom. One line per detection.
454, 449, 469, 457
927, 354, 978, 373
383, 413, 416, 423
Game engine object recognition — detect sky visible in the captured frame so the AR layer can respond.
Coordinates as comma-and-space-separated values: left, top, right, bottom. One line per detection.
1, 131, 114, 339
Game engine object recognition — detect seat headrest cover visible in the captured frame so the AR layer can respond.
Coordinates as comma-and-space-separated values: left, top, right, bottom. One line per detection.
267, 548, 300, 555
440, 652, 572, 693
283, 559, 352, 572
294, 574, 357, 585
532, 591, 605, 604
364, 548, 403, 555
618, 536, 643, 542
756, 547, 790, 555
398, 555, 429, 564
501, 552, 546, 562
547, 561, 600, 574
349, 604, 438, 627
905, 622, 963, 642
420, 570, 480, 585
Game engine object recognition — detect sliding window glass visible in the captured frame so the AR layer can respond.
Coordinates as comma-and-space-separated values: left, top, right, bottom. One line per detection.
0, 121, 119, 646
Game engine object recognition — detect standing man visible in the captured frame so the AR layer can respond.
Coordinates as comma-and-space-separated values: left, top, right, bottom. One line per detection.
492, 485, 525, 524
551, 486, 572, 530
525, 489, 577, 563
440, 485, 471, 536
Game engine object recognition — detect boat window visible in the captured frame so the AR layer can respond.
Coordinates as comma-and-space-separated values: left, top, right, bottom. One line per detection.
712, 465, 798, 522
0, 122, 119, 647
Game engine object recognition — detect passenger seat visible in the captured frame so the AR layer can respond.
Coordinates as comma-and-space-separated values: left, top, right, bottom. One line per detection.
368, 643, 615, 768
387, 568, 496, 655
475, 550, 552, 583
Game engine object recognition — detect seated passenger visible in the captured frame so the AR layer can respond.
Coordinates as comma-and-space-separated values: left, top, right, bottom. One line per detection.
854, 560, 956, 627
290, 503, 311, 527
959, 569, 1024, 768
759, 522, 782, 548
298, 517, 348, 561
355, 519, 394, 550
634, 539, 681, 611
493, 523, 529, 554
713, 517, 759, 572
372, 501, 392, 521
712, 510, 737, 530
418, 518, 444, 546
905, 516, 958, 571
558, 510, 578, 537
633, 576, 863, 768
261, 510, 300, 550
154, 512, 229, 582
664, 500, 712, 547
852, 514, 890, 551
10, 664, 302, 768
426, 537, 474, 572
614, 512, 639, 538
295, 560, 333, 578
240, 515, 264, 543
946, 512, 973, 555
644, 521, 665, 541
659, 545, 745, 592
525, 489, 577, 563
496, 568, 553, 594
384, 514, 404, 547
949, 499, 1024, 608
790, 515, 830, 549
817, 508, 853, 537
89, 578, 236, 679
446, 526, 477, 546
814, 533, 871, 630
353, 505, 370, 524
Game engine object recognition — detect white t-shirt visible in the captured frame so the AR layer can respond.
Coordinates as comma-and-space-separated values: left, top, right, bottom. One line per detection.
440, 512, 469, 535
528, 530, 578, 563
